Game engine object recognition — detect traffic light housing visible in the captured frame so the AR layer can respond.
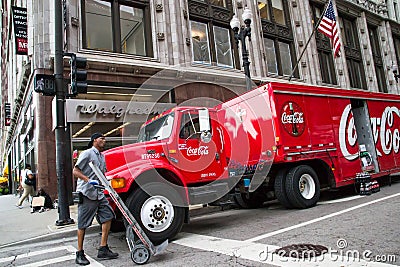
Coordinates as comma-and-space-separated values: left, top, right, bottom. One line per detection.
69, 54, 87, 96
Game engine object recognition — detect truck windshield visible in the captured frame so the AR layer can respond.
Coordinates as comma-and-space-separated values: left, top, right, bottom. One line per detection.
137, 113, 175, 142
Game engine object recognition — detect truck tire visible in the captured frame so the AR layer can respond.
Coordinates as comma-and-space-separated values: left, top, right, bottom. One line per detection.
285, 165, 320, 209
274, 169, 294, 208
125, 183, 185, 245
234, 191, 266, 209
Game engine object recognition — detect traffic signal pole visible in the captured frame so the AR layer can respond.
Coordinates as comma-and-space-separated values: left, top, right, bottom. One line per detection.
54, 0, 74, 226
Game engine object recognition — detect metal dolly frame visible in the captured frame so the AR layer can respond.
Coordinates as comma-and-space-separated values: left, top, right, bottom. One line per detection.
89, 162, 168, 264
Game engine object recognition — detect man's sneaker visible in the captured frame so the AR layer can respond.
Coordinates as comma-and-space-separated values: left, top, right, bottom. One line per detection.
97, 245, 119, 259
75, 250, 90, 265
15, 204, 23, 209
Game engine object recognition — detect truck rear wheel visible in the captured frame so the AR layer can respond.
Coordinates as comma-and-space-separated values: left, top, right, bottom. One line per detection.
285, 165, 320, 209
274, 169, 294, 208
125, 183, 185, 245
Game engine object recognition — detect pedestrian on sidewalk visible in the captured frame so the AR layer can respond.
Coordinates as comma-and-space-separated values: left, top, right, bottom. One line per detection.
31, 187, 53, 213
16, 164, 35, 208
73, 133, 118, 265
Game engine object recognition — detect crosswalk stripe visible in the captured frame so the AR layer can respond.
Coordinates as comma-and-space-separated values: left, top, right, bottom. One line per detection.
18, 255, 76, 267
0, 246, 69, 263
0, 245, 104, 267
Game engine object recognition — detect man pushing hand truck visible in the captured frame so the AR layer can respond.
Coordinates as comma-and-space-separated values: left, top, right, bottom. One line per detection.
89, 161, 168, 265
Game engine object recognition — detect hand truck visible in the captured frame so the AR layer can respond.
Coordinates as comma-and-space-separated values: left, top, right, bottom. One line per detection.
89, 162, 168, 265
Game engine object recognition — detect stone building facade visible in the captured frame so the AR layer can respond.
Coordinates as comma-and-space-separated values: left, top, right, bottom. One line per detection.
1, 0, 400, 198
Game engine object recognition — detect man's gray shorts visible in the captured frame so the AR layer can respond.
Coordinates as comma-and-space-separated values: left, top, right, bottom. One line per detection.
78, 196, 115, 229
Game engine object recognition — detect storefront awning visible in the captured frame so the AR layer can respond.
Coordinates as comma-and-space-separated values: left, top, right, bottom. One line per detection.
2, 165, 8, 176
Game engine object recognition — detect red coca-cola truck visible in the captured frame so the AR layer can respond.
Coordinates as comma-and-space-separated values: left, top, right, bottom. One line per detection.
103, 81, 400, 244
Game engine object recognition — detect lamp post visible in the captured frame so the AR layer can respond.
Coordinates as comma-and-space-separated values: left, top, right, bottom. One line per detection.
230, 7, 252, 91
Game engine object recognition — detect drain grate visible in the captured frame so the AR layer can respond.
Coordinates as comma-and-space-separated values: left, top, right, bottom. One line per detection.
274, 244, 328, 258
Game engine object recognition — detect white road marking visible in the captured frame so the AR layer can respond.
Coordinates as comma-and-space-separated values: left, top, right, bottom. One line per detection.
0, 246, 69, 263
173, 232, 279, 263
0, 245, 104, 267
319, 195, 364, 204
18, 255, 76, 267
246, 192, 400, 242
174, 233, 396, 266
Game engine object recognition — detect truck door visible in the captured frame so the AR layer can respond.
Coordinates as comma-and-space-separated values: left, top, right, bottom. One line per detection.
351, 99, 380, 173
172, 110, 225, 183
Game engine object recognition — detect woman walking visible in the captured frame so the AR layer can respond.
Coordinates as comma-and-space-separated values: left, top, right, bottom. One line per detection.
16, 164, 35, 208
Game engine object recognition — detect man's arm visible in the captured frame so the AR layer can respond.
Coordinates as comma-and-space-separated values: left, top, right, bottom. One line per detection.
73, 166, 90, 183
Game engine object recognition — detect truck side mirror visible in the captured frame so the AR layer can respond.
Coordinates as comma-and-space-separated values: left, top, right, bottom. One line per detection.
199, 109, 212, 143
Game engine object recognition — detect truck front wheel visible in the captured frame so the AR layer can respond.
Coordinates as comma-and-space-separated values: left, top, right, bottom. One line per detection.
125, 183, 185, 245
285, 165, 320, 209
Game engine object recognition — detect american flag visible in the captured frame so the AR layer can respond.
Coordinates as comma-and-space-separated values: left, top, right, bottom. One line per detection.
318, 0, 341, 57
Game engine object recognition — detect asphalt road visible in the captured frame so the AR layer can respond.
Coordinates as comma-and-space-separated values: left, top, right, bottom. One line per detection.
1, 177, 399, 266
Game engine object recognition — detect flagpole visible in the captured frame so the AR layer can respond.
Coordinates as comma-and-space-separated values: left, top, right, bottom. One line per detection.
289, 1, 330, 82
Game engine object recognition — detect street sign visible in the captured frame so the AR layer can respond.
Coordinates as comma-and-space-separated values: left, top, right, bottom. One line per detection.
34, 74, 55, 96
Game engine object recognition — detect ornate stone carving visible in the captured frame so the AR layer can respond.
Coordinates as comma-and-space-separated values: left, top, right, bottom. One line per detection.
344, 46, 362, 59
156, 3, 163, 12
188, 1, 209, 17
211, 6, 231, 22
157, 32, 165, 40
261, 20, 292, 40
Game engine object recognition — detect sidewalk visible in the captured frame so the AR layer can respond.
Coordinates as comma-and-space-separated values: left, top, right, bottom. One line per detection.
0, 194, 98, 249
0, 194, 223, 249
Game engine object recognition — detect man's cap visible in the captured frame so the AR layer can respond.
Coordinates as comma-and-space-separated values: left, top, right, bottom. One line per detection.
88, 132, 104, 148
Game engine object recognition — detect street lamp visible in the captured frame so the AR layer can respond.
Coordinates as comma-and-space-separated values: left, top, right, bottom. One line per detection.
230, 7, 252, 90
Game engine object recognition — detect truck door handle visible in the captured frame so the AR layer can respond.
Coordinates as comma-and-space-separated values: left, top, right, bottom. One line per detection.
216, 153, 220, 161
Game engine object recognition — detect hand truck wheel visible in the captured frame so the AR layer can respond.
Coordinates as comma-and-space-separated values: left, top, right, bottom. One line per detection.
131, 243, 150, 265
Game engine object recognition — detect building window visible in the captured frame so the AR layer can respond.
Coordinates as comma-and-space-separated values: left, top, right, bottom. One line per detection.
394, 35, 400, 69
264, 38, 277, 73
81, 0, 153, 57
196, 0, 227, 7
258, 0, 286, 25
368, 25, 387, 93
394, 2, 399, 21
311, 3, 337, 85
213, 26, 234, 67
191, 21, 211, 64
259, 0, 296, 77
340, 16, 366, 89
189, 0, 234, 67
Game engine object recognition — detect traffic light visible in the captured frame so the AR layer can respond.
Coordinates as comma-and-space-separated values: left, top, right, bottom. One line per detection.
70, 54, 87, 96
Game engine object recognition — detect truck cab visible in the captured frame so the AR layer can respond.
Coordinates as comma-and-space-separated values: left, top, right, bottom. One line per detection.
103, 107, 231, 244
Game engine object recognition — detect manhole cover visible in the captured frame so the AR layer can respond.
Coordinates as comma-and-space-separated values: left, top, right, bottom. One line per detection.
275, 244, 328, 258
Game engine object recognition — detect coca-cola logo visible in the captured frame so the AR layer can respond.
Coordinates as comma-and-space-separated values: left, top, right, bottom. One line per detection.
339, 104, 400, 160
281, 101, 305, 136
186, 146, 209, 156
